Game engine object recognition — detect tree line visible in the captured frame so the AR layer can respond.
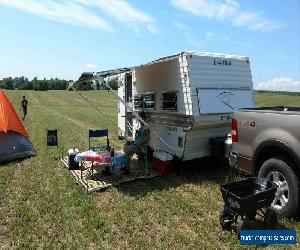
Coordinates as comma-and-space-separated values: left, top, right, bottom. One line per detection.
0, 76, 119, 91
255, 90, 300, 96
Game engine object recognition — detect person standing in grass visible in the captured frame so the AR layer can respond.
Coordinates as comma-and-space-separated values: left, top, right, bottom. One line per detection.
21, 95, 28, 121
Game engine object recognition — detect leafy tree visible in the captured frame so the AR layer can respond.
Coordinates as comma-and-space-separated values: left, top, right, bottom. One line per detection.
0, 76, 97, 91
38, 79, 48, 91
12, 77, 24, 89
95, 80, 101, 90
77, 81, 93, 91
1, 77, 14, 89
106, 77, 118, 90
32, 77, 39, 91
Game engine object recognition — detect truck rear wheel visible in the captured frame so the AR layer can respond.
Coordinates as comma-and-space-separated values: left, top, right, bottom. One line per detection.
258, 158, 299, 218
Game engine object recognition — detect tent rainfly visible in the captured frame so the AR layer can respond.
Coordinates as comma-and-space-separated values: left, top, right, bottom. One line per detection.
0, 89, 36, 164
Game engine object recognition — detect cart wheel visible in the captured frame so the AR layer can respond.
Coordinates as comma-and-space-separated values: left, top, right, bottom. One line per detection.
237, 219, 252, 239
264, 207, 278, 229
219, 208, 234, 230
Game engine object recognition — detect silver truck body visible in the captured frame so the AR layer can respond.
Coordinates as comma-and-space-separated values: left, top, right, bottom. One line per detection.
230, 107, 300, 174
229, 106, 300, 217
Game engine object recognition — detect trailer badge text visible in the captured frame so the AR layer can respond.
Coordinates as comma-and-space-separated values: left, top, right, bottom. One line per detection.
214, 58, 231, 66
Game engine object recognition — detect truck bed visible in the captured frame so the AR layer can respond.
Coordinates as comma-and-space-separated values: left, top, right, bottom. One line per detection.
238, 106, 300, 113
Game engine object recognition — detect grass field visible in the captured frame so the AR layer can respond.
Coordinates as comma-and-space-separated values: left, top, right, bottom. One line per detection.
1, 90, 299, 249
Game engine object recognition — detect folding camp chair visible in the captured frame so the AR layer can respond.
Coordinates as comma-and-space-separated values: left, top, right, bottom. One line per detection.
88, 129, 109, 151
80, 129, 110, 184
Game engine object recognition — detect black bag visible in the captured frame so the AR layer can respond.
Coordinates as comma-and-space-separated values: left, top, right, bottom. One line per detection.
47, 129, 58, 146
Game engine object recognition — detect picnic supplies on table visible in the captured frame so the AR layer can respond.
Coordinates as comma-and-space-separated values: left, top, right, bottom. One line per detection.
75, 150, 110, 180
58, 156, 160, 193
75, 149, 127, 177
219, 177, 278, 238
75, 150, 111, 163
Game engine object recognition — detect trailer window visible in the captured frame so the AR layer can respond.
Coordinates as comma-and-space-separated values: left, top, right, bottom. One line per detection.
162, 92, 177, 111
143, 93, 155, 109
134, 94, 143, 109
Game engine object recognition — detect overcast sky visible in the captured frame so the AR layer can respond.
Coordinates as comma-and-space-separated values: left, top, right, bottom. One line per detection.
0, 0, 299, 91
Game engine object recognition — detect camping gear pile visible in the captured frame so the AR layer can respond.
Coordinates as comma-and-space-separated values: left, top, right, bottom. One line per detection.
74, 150, 111, 163
60, 125, 151, 193
74, 149, 127, 174
0, 90, 35, 163
62, 127, 157, 192
219, 177, 278, 238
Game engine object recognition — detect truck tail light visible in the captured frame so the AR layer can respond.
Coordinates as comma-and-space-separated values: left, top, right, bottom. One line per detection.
231, 118, 238, 143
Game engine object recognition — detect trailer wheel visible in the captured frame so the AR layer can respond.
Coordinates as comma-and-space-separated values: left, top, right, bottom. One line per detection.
264, 207, 278, 229
258, 158, 299, 218
219, 208, 234, 230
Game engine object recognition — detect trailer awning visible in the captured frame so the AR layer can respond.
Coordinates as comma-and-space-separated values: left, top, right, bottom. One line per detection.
96, 67, 132, 78
69, 67, 132, 89
135, 53, 180, 69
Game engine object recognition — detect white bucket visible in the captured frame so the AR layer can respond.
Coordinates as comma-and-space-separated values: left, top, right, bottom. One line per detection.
68, 148, 79, 156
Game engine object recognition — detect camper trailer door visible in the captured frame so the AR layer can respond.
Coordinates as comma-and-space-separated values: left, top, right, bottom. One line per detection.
197, 88, 254, 114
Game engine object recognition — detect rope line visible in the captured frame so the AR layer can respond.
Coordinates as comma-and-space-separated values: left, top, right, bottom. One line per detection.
71, 87, 127, 138
70, 79, 177, 156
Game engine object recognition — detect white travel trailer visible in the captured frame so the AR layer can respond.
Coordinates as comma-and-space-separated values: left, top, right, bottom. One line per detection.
118, 51, 254, 161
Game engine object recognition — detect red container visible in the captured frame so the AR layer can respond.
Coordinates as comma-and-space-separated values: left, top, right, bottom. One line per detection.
153, 157, 173, 176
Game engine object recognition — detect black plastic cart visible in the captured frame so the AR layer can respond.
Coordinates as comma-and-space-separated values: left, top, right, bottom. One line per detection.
219, 177, 278, 237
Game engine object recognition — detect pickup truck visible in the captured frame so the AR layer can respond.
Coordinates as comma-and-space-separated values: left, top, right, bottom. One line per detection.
229, 107, 300, 218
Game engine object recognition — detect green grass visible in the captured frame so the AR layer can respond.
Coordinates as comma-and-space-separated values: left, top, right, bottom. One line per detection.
256, 92, 300, 107
0, 90, 299, 249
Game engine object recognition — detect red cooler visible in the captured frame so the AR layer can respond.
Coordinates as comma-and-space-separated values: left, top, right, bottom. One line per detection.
153, 151, 173, 175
